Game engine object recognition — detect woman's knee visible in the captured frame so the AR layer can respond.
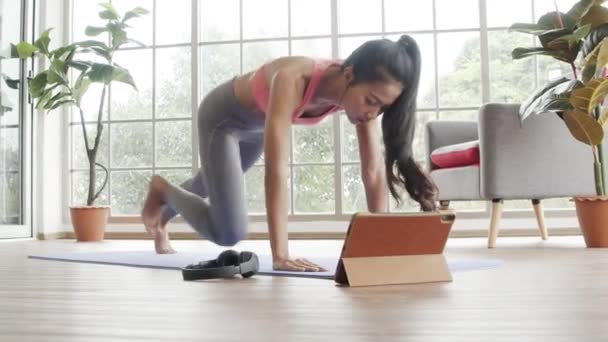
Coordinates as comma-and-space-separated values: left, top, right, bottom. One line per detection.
213, 227, 247, 247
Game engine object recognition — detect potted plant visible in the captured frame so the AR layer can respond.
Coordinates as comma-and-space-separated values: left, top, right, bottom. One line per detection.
13, 3, 148, 241
510, 0, 608, 247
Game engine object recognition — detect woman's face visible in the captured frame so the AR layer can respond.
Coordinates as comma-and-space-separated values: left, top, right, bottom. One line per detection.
340, 68, 403, 125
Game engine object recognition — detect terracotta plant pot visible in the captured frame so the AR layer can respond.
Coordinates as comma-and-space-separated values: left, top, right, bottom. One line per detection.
574, 197, 608, 248
69, 206, 110, 242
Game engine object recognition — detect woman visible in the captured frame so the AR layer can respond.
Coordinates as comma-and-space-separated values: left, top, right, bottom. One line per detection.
141, 34, 437, 272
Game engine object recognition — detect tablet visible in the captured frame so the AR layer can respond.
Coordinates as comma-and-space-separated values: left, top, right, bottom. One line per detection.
334, 211, 456, 285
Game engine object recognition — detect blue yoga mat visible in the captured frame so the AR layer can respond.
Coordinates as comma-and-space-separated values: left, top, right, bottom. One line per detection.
28, 250, 503, 279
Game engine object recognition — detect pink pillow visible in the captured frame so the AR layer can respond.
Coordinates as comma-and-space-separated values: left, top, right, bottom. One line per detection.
431, 140, 480, 169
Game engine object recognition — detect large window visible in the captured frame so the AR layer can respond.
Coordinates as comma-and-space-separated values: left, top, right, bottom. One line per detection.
70, 0, 576, 220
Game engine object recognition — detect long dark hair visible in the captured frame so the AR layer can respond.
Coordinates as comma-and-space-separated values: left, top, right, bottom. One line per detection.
341, 35, 437, 211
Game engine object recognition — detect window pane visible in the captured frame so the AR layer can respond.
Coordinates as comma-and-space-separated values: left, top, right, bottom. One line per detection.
242, 41, 288, 73
245, 166, 265, 214
156, 0, 191, 45
293, 118, 334, 163
0, 173, 20, 224
291, 0, 331, 36
201, 44, 240, 98
112, 0, 153, 47
341, 114, 359, 163
384, 0, 433, 32
110, 122, 153, 168
537, 56, 572, 86
72, 0, 108, 43
156, 47, 191, 119
386, 34, 435, 109
201, 0, 240, 42
157, 169, 192, 187
487, 0, 532, 28
338, 35, 382, 60
436, 0, 479, 30
294, 165, 334, 213
413, 112, 436, 167
543, 198, 575, 210
71, 170, 109, 206
337, 0, 382, 34
291, 39, 332, 59
245, 166, 291, 214
155, 120, 192, 167
342, 164, 367, 214
437, 32, 481, 108
489, 31, 535, 103
0, 128, 19, 171
111, 170, 151, 215
503, 198, 574, 210
72, 82, 109, 122
242, 0, 288, 39
438, 111, 477, 121
111, 49, 153, 120
71, 124, 109, 169
1, 58, 19, 126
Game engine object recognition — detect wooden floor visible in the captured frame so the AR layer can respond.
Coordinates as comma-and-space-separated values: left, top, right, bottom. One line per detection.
1, 236, 607, 342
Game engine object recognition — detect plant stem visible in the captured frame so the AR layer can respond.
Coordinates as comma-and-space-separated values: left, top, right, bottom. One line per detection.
570, 62, 578, 80
86, 85, 107, 206
599, 144, 606, 195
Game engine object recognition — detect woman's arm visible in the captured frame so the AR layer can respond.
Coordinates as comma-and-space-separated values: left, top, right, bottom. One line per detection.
264, 67, 325, 272
356, 119, 388, 212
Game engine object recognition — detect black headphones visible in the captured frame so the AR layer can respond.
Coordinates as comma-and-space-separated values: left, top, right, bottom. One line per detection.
181, 250, 259, 281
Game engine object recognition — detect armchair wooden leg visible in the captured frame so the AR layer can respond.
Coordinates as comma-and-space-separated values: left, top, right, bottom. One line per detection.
488, 199, 503, 248
439, 200, 450, 210
532, 199, 548, 240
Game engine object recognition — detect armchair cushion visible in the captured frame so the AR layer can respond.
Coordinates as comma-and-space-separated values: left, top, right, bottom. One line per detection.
431, 140, 480, 169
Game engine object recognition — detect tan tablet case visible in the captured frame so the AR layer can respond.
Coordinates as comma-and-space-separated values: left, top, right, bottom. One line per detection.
334, 212, 455, 287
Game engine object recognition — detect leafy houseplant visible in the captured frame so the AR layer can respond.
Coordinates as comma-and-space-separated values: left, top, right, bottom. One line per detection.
14, 3, 148, 240
510, 0, 608, 246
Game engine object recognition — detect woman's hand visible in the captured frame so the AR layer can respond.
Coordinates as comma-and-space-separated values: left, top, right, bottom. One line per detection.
273, 257, 328, 272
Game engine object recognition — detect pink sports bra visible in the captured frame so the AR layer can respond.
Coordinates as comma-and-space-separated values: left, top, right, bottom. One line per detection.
250, 59, 343, 125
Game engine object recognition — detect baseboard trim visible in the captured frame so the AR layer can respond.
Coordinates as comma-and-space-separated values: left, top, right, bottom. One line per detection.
54, 227, 583, 241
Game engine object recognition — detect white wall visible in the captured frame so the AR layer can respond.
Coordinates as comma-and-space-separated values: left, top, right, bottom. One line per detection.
33, 0, 69, 237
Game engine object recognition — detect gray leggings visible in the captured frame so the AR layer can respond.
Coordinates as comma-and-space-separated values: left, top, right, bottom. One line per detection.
161, 79, 265, 246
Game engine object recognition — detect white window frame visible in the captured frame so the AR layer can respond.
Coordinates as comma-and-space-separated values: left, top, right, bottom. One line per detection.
65, 0, 577, 226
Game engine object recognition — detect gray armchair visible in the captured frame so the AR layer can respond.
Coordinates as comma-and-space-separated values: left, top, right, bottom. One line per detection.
426, 103, 602, 248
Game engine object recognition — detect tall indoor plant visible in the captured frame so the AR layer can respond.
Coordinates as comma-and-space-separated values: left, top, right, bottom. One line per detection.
14, 3, 148, 241
510, 0, 608, 247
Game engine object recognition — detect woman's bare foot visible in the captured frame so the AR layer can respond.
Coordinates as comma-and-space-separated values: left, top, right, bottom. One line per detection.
142, 175, 176, 254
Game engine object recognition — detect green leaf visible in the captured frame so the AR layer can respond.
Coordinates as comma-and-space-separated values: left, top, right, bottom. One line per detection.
68, 60, 93, 72
34, 28, 53, 55
123, 7, 149, 22
73, 72, 91, 106
127, 38, 146, 47
111, 29, 128, 47
35, 88, 54, 110
49, 99, 74, 111
567, 0, 601, 22
582, 62, 598, 83
520, 77, 582, 121
570, 78, 603, 112
599, 108, 608, 127
564, 110, 604, 145
595, 38, 608, 73
15, 42, 38, 58
29, 72, 48, 97
589, 78, 608, 110
547, 24, 592, 49
508, 23, 555, 35
111, 67, 136, 89
4, 77, 19, 90
51, 44, 77, 60
580, 5, 608, 30
42, 91, 71, 111
511, 46, 578, 63
99, 10, 119, 20
85, 26, 108, 37
98, 3, 119, 20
